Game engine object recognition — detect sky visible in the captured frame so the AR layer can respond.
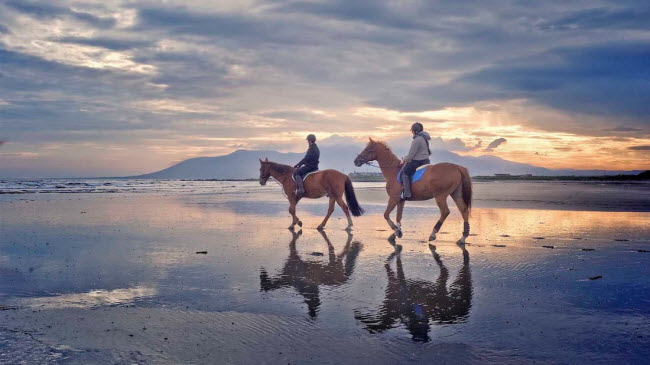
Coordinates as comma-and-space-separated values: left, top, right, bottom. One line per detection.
0, 0, 649, 178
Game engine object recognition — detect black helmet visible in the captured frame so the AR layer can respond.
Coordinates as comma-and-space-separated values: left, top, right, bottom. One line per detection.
306, 134, 316, 143
410, 122, 424, 133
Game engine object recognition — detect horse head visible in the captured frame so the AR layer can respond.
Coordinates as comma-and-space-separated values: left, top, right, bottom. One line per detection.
354, 138, 379, 167
258, 158, 271, 185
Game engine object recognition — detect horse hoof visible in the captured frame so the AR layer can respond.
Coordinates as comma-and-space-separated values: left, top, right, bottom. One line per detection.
457, 237, 466, 245
345, 226, 352, 232
317, 225, 324, 231
429, 234, 437, 241
298, 221, 303, 227
387, 234, 397, 245
396, 229, 403, 238
289, 226, 295, 231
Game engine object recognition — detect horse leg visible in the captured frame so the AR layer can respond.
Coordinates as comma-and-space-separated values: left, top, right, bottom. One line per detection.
318, 197, 336, 231
335, 195, 353, 232
288, 201, 301, 230
429, 195, 450, 241
452, 189, 470, 244
394, 199, 405, 238
384, 196, 400, 236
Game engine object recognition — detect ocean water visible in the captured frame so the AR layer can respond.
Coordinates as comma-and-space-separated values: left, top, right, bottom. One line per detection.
0, 180, 648, 363
2, 179, 649, 212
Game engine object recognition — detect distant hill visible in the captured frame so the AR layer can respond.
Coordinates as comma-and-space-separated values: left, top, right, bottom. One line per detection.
131, 147, 642, 179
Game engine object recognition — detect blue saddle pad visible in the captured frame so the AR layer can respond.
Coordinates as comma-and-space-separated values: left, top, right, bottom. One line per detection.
397, 166, 427, 184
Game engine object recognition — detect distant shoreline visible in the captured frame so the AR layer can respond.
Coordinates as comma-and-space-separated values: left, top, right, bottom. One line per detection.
3, 171, 648, 182
348, 171, 650, 182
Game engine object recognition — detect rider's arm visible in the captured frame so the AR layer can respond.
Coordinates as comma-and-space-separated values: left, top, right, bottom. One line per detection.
403, 138, 418, 163
294, 156, 306, 168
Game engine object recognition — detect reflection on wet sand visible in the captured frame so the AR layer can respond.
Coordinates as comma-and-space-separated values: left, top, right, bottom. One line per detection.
260, 230, 362, 317
355, 244, 472, 342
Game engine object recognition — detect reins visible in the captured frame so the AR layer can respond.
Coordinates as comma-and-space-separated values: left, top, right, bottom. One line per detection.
364, 161, 402, 169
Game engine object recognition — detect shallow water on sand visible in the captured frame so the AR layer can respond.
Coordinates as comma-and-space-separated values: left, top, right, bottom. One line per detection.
1, 186, 649, 364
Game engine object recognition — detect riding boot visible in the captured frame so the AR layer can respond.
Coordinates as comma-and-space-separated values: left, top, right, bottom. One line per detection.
402, 175, 412, 200
295, 175, 305, 199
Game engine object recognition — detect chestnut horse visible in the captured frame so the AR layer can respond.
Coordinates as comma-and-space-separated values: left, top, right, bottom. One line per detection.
354, 139, 472, 243
259, 158, 364, 231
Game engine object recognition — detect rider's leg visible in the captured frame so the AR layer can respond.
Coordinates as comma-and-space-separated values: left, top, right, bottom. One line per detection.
402, 161, 417, 199
294, 167, 306, 196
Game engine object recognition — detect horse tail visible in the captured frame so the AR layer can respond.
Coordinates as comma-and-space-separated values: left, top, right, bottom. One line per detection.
344, 177, 365, 217
459, 166, 473, 214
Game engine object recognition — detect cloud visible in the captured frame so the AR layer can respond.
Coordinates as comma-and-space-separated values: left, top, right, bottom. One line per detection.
628, 145, 650, 151
4, 0, 117, 29
536, 7, 650, 31
55, 36, 153, 51
485, 138, 507, 152
429, 137, 481, 152
602, 127, 645, 132
2, 0, 650, 177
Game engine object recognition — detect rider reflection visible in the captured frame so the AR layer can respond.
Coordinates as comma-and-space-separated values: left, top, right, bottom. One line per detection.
355, 244, 472, 342
260, 230, 362, 318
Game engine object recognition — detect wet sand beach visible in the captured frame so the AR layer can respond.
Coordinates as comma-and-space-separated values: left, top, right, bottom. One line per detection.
1, 181, 649, 364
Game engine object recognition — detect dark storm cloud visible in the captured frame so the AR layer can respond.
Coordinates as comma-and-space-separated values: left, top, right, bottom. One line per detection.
485, 138, 507, 151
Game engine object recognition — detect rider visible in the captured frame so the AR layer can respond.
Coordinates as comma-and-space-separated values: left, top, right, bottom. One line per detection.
294, 134, 320, 198
401, 123, 431, 199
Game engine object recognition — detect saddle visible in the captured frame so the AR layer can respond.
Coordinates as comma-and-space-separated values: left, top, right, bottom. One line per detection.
397, 164, 430, 184
292, 170, 319, 182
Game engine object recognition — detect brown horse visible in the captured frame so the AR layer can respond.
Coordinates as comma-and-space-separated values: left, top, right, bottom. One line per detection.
259, 158, 364, 231
354, 139, 472, 243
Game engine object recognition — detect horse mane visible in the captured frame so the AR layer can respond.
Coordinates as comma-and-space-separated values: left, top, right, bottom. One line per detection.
374, 141, 394, 154
268, 161, 293, 174
372, 140, 399, 161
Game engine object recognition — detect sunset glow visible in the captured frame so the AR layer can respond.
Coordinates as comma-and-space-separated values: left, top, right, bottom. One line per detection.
1, 1, 648, 177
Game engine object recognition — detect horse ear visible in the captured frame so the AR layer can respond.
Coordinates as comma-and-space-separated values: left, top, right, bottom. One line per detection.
259, 158, 263, 163
369, 137, 374, 143
264, 157, 268, 162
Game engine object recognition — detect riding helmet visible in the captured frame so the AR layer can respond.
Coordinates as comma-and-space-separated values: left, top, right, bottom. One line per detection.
306, 134, 316, 143
410, 122, 424, 133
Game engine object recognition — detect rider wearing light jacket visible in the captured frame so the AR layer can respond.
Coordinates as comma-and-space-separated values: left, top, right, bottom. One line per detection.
401, 123, 431, 199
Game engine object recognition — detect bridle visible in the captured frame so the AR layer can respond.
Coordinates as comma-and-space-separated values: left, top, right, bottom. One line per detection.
355, 147, 402, 169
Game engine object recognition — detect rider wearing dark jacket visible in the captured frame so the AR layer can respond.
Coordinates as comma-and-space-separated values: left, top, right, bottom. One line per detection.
401, 123, 431, 199
294, 134, 320, 198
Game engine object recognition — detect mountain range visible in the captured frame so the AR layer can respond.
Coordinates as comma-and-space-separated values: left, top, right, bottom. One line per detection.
132, 144, 641, 179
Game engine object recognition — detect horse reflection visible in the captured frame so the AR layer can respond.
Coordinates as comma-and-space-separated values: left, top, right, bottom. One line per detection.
260, 229, 362, 317
355, 243, 472, 342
